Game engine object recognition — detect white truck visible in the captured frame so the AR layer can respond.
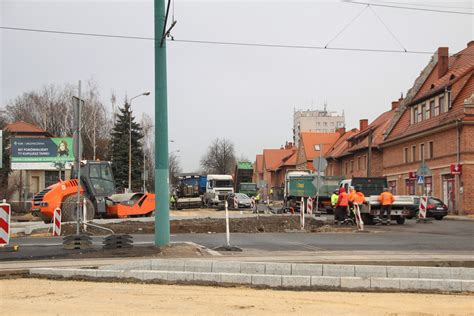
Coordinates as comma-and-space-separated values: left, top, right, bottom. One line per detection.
339, 178, 419, 225
202, 174, 234, 207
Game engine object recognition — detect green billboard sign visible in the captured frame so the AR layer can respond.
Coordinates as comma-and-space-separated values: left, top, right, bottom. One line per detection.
11, 137, 74, 162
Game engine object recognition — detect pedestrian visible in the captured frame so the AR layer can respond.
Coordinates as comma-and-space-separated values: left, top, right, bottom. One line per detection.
348, 186, 356, 218
170, 194, 177, 210
379, 188, 395, 225
255, 191, 261, 204
331, 190, 339, 213
335, 187, 349, 224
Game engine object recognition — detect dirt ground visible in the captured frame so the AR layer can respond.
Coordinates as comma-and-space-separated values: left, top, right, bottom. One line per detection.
1, 279, 473, 315
61, 215, 349, 235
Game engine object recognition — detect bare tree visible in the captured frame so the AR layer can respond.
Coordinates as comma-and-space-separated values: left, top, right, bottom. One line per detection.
200, 138, 236, 174
169, 152, 182, 186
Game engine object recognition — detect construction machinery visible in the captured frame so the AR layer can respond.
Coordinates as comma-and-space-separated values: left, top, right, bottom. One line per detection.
173, 174, 204, 209
31, 160, 155, 223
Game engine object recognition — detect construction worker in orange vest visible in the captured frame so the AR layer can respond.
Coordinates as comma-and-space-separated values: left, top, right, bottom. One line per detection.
335, 187, 349, 224
379, 188, 395, 225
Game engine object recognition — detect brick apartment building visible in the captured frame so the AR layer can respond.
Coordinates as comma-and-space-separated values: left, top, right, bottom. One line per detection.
382, 43, 474, 214
325, 105, 396, 179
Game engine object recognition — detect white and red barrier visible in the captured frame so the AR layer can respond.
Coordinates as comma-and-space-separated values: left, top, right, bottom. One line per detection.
53, 208, 62, 237
250, 197, 256, 210
353, 204, 364, 231
307, 197, 313, 214
300, 197, 305, 230
0, 201, 11, 246
234, 196, 238, 209
419, 196, 428, 219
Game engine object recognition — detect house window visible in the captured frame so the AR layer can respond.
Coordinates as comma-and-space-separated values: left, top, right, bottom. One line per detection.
417, 105, 423, 122
428, 141, 434, 159
323, 122, 328, 126
420, 143, 425, 161
403, 147, 408, 163
425, 176, 433, 195
429, 100, 435, 118
413, 107, 418, 124
412, 145, 416, 162
45, 171, 65, 188
425, 102, 431, 120
447, 89, 452, 109
421, 104, 426, 120
440, 95, 446, 114
362, 155, 367, 170
405, 179, 415, 195
357, 157, 361, 170
388, 181, 397, 195
350, 160, 354, 172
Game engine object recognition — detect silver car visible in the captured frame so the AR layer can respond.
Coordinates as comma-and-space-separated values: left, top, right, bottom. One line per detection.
227, 193, 252, 209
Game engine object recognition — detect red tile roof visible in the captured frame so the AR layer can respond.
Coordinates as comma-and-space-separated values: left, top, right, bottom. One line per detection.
300, 132, 341, 161
348, 109, 396, 151
5, 121, 49, 134
386, 43, 474, 142
263, 148, 295, 171
326, 128, 359, 159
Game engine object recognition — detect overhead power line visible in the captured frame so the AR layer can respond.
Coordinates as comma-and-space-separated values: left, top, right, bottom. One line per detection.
0, 25, 442, 56
343, 1, 474, 15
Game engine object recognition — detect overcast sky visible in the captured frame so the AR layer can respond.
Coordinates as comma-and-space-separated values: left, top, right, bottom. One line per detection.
1, 0, 473, 171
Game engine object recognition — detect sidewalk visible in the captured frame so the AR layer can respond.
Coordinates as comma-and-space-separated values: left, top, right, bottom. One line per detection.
444, 215, 474, 221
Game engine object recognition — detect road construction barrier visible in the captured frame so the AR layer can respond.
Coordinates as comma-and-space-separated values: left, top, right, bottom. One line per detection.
250, 197, 256, 211
0, 200, 11, 246
234, 195, 238, 209
53, 208, 61, 237
419, 196, 428, 219
353, 204, 364, 231
307, 197, 313, 215
300, 197, 305, 230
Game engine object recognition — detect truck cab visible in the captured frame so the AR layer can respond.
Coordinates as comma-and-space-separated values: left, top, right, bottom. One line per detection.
202, 174, 234, 206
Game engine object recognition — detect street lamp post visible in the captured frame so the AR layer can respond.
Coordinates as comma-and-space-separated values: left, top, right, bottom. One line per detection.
128, 91, 150, 192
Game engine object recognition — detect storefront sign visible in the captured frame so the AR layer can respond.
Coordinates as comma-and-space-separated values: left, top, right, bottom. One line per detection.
450, 164, 462, 175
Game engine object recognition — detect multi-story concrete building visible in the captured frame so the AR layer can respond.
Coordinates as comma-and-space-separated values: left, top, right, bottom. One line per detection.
293, 107, 345, 146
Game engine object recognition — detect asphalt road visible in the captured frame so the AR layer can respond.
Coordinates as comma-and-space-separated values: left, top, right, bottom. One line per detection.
2, 218, 473, 261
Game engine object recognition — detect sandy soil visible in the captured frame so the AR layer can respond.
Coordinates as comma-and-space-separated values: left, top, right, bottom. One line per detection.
1, 279, 473, 315
61, 215, 339, 235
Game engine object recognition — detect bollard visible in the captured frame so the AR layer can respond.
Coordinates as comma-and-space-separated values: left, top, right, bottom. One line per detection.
300, 197, 305, 230
225, 200, 230, 247
0, 201, 11, 246
53, 208, 62, 237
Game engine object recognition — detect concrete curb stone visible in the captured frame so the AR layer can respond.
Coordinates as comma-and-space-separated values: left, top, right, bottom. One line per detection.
252, 274, 282, 287
340, 277, 371, 289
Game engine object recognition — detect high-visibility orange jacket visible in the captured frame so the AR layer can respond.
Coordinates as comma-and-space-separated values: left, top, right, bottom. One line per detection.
348, 190, 356, 202
336, 188, 349, 207
353, 192, 365, 204
379, 191, 395, 206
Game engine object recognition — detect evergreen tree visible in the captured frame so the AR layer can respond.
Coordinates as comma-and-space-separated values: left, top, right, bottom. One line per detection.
111, 102, 144, 192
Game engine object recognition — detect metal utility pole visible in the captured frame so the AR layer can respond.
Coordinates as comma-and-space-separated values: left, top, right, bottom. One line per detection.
75, 80, 82, 235
155, 0, 170, 246
128, 92, 150, 192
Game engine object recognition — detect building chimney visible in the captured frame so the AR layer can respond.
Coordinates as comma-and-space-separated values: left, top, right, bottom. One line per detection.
359, 119, 368, 131
337, 127, 346, 136
437, 47, 449, 79
285, 142, 294, 149
467, 40, 474, 47
391, 101, 400, 110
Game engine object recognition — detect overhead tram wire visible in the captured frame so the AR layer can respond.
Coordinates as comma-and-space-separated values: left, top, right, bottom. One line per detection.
375, 0, 474, 11
343, 1, 474, 15
0, 25, 451, 56
324, 4, 370, 48
368, 5, 407, 52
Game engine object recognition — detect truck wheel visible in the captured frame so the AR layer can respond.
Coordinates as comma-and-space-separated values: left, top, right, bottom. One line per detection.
396, 217, 406, 225
61, 195, 94, 222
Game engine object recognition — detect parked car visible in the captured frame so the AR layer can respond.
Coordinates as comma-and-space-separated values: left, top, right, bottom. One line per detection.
227, 193, 252, 209
407, 197, 448, 220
